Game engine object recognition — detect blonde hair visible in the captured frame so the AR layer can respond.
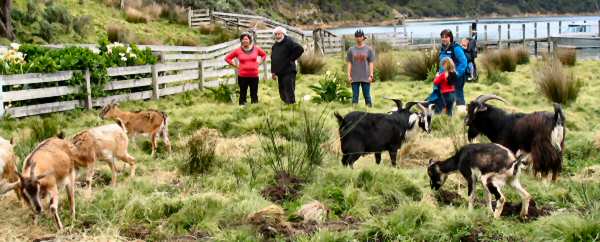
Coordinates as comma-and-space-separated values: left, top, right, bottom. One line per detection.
442, 57, 455, 73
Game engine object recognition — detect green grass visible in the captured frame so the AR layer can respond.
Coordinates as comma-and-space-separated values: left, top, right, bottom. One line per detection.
0, 52, 599, 241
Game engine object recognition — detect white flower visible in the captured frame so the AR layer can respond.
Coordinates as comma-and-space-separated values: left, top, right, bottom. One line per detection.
119, 52, 125, 57
121, 56, 127, 61
126, 47, 131, 53
92, 48, 100, 54
10, 43, 20, 50
303, 95, 312, 101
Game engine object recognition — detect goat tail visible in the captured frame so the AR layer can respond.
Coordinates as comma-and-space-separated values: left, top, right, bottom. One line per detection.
531, 135, 563, 180
114, 118, 127, 134
551, 103, 565, 152
334, 112, 344, 127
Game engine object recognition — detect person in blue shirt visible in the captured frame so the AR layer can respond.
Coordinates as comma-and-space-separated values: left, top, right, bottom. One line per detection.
437, 29, 468, 113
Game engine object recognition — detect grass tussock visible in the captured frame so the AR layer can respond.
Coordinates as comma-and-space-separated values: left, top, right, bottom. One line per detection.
556, 48, 577, 66
299, 52, 327, 74
182, 128, 220, 174
534, 58, 583, 105
595, 131, 600, 150
513, 47, 530, 65
125, 7, 149, 23
480, 48, 518, 73
106, 24, 136, 43
375, 52, 400, 82
373, 41, 393, 54
175, 37, 199, 46
402, 48, 439, 81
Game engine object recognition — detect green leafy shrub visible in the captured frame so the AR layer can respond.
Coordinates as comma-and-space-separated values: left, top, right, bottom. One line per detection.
206, 83, 237, 103
309, 71, 352, 103
534, 58, 582, 105
73, 15, 92, 36
403, 48, 439, 81
43, 3, 73, 27
299, 52, 326, 74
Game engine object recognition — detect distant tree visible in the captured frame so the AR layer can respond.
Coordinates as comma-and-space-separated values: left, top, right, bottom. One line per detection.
0, 0, 14, 40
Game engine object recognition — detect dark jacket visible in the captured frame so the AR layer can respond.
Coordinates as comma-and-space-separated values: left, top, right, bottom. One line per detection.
271, 35, 304, 75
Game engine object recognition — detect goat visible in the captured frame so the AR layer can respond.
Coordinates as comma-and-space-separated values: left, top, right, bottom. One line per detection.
334, 99, 433, 167
427, 143, 531, 219
465, 94, 565, 180
0, 136, 19, 198
71, 119, 136, 190
100, 102, 171, 156
13, 137, 78, 230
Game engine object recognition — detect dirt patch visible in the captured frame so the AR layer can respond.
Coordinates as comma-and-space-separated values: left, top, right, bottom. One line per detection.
261, 172, 304, 203
435, 189, 466, 205
493, 199, 554, 220
322, 216, 361, 232
120, 224, 152, 240
399, 136, 455, 166
165, 230, 210, 242
247, 205, 296, 239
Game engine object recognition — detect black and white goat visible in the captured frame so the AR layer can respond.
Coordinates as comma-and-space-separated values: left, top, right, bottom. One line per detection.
334, 99, 433, 167
427, 143, 531, 219
465, 94, 565, 180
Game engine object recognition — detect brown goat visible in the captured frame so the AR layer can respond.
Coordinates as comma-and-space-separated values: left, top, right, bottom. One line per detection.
71, 120, 136, 190
100, 103, 171, 156
15, 137, 78, 230
0, 136, 19, 198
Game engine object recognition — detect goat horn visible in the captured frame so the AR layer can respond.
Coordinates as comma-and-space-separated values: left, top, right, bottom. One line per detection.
30, 162, 36, 179
475, 94, 508, 105
416, 102, 428, 113
404, 102, 418, 111
384, 97, 403, 111
0, 181, 19, 195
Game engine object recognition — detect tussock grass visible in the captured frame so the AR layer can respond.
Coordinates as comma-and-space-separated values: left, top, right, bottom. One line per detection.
125, 7, 149, 23
299, 52, 326, 74
375, 52, 400, 81
556, 48, 577, 66
402, 48, 439, 81
534, 58, 583, 105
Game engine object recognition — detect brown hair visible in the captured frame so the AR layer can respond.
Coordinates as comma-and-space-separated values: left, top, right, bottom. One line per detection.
442, 57, 455, 73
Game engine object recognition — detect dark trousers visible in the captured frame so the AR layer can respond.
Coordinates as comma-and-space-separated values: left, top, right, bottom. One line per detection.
442, 92, 455, 116
351, 82, 372, 107
238, 76, 259, 105
277, 72, 296, 104
455, 75, 466, 105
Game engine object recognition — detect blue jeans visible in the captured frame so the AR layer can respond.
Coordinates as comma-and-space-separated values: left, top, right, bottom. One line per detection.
442, 92, 455, 116
352, 82, 372, 106
455, 75, 466, 105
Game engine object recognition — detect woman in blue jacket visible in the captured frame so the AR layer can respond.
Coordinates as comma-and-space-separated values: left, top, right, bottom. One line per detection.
437, 29, 468, 112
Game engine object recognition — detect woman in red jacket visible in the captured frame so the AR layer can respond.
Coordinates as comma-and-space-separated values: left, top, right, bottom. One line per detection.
433, 57, 456, 116
225, 33, 267, 105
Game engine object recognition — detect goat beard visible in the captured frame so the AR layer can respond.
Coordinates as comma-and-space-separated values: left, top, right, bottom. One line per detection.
467, 127, 479, 142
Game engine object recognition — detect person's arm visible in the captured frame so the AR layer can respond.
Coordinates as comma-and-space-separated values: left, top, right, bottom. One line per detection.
225, 49, 238, 68
346, 50, 353, 82
454, 45, 468, 77
368, 48, 375, 82
289, 39, 304, 61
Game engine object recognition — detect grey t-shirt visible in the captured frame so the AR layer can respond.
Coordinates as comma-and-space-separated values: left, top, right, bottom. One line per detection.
346, 45, 375, 83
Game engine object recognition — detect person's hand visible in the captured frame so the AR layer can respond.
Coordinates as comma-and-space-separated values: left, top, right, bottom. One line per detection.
272, 74, 277, 80
369, 74, 374, 83
347, 74, 352, 83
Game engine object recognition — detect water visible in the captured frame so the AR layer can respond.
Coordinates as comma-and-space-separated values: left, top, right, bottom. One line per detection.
329, 15, 600, 58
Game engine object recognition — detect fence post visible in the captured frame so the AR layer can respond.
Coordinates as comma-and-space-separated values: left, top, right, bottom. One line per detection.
484, 25, 488, 41
522, 23, 526, 48
198, 61, 204, 89
507, 24, 511, 48
455, 25, 459, 39
598, 20, 600, 37
558, 21, 562, 34
188, 8, 192, 28
534, 22, 538, 56
85, 69, 92, 109
498, 25, 502, 49
151, 64, 159, 100
262, 59, 268, 81
547, 22, 551, 53
209, 9, 214, 24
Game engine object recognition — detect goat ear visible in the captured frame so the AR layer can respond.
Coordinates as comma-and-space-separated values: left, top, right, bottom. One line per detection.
428, 159, 434, 166
35, 171, 54, 181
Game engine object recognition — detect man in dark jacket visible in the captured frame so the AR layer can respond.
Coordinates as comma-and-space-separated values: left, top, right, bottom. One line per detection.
271, 26, 304, 104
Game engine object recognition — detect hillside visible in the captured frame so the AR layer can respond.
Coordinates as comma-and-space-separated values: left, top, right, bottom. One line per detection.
6, 0, 236, 46
155, 0, 600, 24
0, 51, 598, 241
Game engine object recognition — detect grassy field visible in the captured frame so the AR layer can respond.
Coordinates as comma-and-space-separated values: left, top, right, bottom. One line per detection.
0, 52, 599, 241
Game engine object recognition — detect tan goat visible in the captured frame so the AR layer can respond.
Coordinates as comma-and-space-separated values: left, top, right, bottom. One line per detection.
100, 103, 171, 156
71, 119, 136, 190
12, 137, 77, 230
0, 136, 19, 198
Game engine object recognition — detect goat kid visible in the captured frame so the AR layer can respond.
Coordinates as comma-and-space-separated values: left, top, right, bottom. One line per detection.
0, 136, 19, 198
71, 119, 136, 191
100, 102, 171, 156
465, 94, 565, 180
427, 143, 531, 219
335, 99, 433, 167
15, 137, 78, 230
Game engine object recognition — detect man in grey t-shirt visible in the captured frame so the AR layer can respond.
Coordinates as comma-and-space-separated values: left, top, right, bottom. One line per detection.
347, 30, 375, 107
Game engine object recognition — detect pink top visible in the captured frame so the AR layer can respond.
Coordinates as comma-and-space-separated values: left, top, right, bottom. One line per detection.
225, 46, 267, 78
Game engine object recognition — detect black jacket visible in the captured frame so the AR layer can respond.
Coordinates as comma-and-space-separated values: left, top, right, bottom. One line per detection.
271, 36, 304, 75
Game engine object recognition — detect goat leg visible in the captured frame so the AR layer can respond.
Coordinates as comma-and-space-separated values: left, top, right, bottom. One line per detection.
389, 150, 398, 167
49, 188, 63, 230
512, 179, 531, 219
67, 170, 76, 218
374, 153, 382, 165
466, 175, 475, 211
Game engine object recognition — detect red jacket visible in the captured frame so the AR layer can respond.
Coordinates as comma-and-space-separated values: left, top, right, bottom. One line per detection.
433, 72, 456, 94
225, 46, 267, 77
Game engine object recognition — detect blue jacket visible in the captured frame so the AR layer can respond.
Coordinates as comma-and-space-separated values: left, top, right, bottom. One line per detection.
438, 42, 467, 78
